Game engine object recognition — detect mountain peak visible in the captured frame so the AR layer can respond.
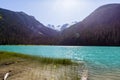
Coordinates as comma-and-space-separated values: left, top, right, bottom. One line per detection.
0, 4, 120, 45
61, 4, 120, 46
0, 8, 58, 45
46, 21, 77, 31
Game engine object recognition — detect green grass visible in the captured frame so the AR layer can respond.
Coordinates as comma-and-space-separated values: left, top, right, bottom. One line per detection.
0, 51, 73, 65
0, 51, 83, 80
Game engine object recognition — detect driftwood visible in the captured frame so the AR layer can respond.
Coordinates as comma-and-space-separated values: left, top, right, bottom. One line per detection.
3, 71, 11, 80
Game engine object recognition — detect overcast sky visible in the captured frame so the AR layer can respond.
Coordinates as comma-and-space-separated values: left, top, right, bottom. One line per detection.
0, 0, 120, 26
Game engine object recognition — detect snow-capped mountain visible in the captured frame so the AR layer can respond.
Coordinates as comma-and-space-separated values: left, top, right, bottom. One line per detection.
60, 21, 78, 31
47, 21, 78, 31
47, 24, 55, 30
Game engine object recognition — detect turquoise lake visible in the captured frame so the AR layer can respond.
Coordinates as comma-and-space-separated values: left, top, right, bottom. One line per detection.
0, 46, 120, 80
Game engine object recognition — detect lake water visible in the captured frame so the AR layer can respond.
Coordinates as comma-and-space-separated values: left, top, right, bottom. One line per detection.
0, 46, 120, 80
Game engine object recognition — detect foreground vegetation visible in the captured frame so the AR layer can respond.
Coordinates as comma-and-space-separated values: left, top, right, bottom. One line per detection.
0, 51, 73, 65
0, 51, 84, 80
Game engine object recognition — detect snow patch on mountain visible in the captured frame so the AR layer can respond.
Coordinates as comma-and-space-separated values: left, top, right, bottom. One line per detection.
46, 21, 78, 31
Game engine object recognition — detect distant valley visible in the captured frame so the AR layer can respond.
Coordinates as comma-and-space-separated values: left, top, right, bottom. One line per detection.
0, 4, 120, 46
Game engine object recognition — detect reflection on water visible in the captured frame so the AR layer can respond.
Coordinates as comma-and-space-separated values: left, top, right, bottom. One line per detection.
0, 46, 120, 80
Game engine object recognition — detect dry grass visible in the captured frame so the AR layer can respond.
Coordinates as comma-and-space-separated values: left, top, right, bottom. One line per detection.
0, 51, 85, 80
8, 64, 83, 80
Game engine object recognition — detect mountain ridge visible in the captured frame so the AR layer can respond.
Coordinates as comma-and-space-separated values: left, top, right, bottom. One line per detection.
60, 3, 120, 46
0, 8, 59, 45
0, 4, 120, 45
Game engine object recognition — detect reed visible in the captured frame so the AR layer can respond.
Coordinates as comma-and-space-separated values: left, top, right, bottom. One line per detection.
0, 51, 82, 80
0, 51, 73, 65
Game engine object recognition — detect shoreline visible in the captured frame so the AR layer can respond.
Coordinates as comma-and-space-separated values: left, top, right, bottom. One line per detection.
0, 51, 84, 80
